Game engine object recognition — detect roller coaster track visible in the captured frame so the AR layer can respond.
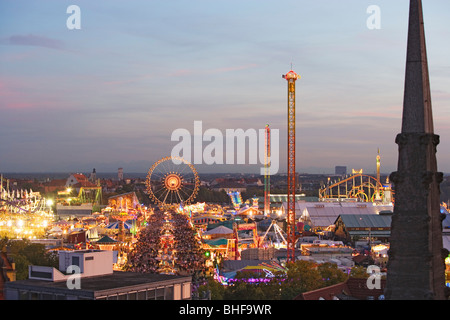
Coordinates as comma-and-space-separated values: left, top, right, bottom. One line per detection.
0, 198, 45, 213
319, 173, 384, 202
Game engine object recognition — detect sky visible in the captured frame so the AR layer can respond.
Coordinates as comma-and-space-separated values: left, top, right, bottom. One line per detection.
1, 0, 450, 175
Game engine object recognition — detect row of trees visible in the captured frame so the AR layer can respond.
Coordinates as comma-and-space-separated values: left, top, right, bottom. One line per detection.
197, 261, 367, 300
195, 187, 230, 204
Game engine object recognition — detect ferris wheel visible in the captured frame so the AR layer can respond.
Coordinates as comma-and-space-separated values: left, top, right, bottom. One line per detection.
145, 156, 200, 207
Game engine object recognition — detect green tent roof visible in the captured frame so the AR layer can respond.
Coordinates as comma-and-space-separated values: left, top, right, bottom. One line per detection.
95, 235, 118, 243
204, 238, 229, 247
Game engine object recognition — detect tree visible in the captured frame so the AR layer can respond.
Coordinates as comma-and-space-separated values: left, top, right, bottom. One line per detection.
3, 239, 59, 280
280, 260, 323, 299
223, 270, 272, 300
195, 187, 230, 204
317, 262, 348, 286
197, 276, 226, 300
350, 265, 369, 278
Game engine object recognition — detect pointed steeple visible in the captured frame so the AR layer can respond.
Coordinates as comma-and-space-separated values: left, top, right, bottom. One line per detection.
386, 0, 446, 300
401, 0, 433, 134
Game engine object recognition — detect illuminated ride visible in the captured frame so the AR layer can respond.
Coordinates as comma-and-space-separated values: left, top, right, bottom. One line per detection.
145, 156, 200, 207
227, 191, 243, 211
157, 212, 178, 275
283, 68, 300, 263
264, 124, 271, 216
77, 185, 102, 212
214, 261, 286, 286
0, 186, 54, 239
1, 187, 49, 214
227, 221, 285, 260
319, 170, 390, 202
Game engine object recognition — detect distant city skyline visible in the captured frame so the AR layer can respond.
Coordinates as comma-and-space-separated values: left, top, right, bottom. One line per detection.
1, 1, 450, 175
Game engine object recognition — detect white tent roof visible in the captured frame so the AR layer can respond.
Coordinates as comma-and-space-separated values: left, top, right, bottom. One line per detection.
203, 225, 233, 235
49, 226, 63, 233
281, 201, 394, 228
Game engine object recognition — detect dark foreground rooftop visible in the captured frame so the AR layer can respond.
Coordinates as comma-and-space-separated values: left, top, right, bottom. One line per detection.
4, 271, 192, 300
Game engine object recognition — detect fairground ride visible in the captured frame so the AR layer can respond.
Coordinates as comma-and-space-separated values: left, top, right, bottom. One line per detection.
283, 68, 300, 263
227, 191, 243, 211
145, 156, 200, 208
319, 169, 393, 203
227, 222, 260, 260
1, 185, 49, 214
261, 219, 287, 249
264, 124, 271, 216
226, 220, 287, 260
77, 185, 102, 212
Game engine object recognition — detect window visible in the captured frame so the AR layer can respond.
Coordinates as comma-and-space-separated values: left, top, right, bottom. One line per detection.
137, 291, 146, 300
182, 283, 191, 299
155, 288, 165, 300
19, 290, 29, 300
30, 292, 39, 300
164, 286, 173, 300
30, 270, 52, 279
146, 289, 155, 300
41, 293, 54, 300
72, 256, 80, 267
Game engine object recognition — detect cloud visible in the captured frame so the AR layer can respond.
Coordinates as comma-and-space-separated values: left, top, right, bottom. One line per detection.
4, 34, 65, 50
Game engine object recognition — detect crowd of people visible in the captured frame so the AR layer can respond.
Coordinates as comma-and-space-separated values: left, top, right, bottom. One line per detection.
125, 210, 164, 273
125, 209, 206, 276
171, 212, 206, 275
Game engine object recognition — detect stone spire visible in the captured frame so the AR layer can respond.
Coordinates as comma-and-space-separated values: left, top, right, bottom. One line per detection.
385, 0, 446, 300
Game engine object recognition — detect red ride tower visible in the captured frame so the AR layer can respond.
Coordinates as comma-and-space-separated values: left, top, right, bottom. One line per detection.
264, 124, 271, 216
282, 69, 300, 263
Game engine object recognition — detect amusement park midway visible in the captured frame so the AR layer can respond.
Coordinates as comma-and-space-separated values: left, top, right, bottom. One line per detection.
1, 161, 450, 301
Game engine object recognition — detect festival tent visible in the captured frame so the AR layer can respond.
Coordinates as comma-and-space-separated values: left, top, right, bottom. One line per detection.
203, 238, 229, 248
106, 221, 132, 229
94, 235, 118, 251
52, 220, 69, 227
86, 227, 99, 241
48, 226, 63, 235
203, 226, 233, 237
95, 235, 118, 244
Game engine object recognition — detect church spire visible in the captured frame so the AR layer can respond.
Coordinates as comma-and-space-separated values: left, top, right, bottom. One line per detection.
386, 0, 446, 300
401, 0, 434, 134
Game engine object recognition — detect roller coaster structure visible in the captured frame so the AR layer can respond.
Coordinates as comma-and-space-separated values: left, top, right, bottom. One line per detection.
319, 169, 393, 203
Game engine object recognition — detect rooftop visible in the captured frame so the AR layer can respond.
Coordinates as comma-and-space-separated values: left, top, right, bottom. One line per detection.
6, 271, 191, 299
